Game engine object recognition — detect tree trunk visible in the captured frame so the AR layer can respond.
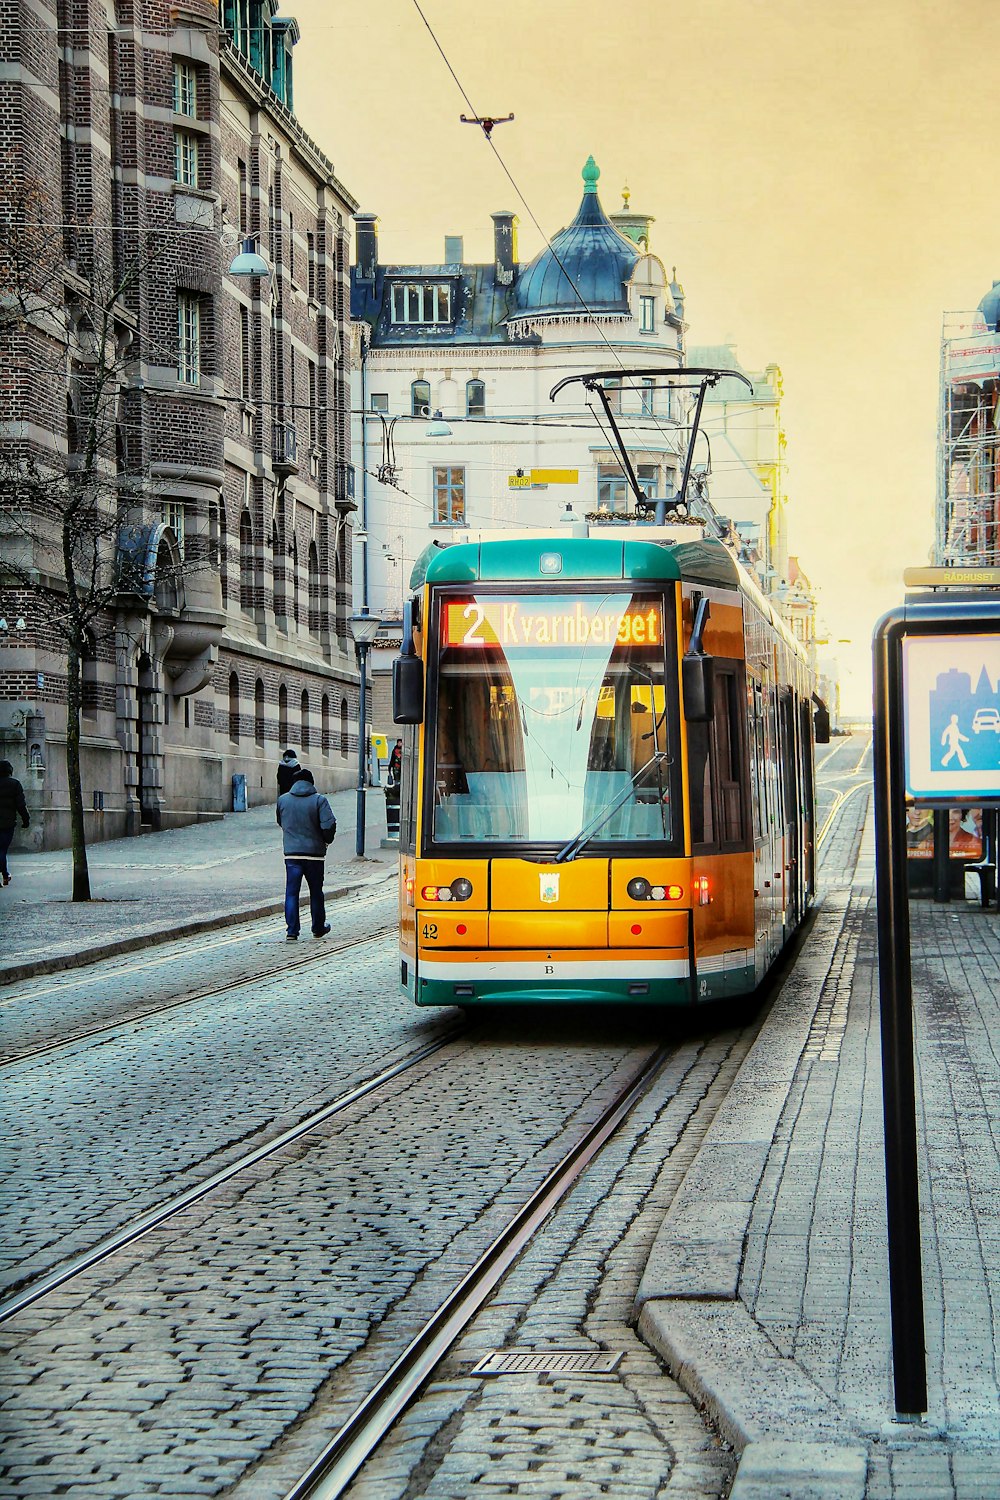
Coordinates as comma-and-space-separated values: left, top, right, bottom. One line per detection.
66, 639, 91, 901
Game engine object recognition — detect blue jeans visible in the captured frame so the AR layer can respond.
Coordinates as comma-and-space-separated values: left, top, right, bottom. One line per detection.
284, 858, 326, 936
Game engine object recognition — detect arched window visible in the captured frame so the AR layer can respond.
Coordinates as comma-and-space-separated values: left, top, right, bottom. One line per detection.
239, 509, 254, 611
300, 688, 309, 749
271, 520, 285, 619
466, 379, 485, 417
339, 695, 348, 757
290, 535, 299, 626
308, 541, 320, 634
322, 692, 330, 756
278, 682, 288, 746
411, 379, 430, 417
254, 678, 265, 746
228, 671, 240, 742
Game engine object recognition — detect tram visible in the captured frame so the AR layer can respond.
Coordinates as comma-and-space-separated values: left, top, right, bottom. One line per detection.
391, 526, 827, 1009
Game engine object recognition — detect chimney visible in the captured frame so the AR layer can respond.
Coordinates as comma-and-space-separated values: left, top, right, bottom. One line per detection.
354, 213, 379, 282
444, 235, 463, 264
491, 211, 518, 286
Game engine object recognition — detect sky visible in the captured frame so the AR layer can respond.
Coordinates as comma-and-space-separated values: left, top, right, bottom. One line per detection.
286, 0, 1000, 714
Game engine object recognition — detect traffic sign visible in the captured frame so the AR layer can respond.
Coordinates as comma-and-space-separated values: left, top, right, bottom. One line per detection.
903, 633, 1000, 803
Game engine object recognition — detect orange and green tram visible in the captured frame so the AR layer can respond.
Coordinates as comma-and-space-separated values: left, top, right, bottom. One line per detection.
391, 531, 825, 1009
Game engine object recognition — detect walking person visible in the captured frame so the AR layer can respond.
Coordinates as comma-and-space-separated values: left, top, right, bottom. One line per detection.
276, 769, 337, 940
277, 747, 308, 796
0, 760, 30, 888
941, 714, 970, 769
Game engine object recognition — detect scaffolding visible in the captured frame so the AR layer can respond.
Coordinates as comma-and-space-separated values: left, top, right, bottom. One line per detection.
936, 312, 1000, 565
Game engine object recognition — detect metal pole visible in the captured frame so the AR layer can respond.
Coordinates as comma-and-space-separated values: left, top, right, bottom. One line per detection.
932, 809, 951, 902
872, 609, 928, 1417
355, 642, 368, 858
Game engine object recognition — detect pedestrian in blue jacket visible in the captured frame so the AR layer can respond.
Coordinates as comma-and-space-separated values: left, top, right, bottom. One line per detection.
276, 770, 336, 940
0, 760, 30, 888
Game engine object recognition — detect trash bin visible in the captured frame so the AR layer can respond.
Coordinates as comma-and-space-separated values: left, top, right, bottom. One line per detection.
384, 782, 400, 839
232, 773, 247, 812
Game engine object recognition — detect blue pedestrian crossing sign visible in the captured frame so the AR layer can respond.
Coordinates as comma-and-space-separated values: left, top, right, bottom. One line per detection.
903, 633, 1000, 803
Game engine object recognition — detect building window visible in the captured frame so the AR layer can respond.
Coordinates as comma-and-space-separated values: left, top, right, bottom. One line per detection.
370, 392, 389, 412
411, 380, 430, 417
239, 508, 254, 609
597, 462, 659, 515
434, 466, 465, 524
278, 683, 288, 745
238, 158, 248, 232
306, 230, 316, 299
173, 59, 197, 117
466, 379, 485, 417
640, 378, 656, 417
602, 375, 622, 413
161, 500, 185, 556
322, 693, 330, 755
308, 361, 318, 449
339, 696, 348, 757
177, 292, 200, 385
390, 282, 452, 325
300, 688, 310, 749
254, 678, 265, 745
228, 672, 240, 742
174, 129, 199, 187
307, 541, 320, 633
640, 295, 656, 333
239, 304, 251, 402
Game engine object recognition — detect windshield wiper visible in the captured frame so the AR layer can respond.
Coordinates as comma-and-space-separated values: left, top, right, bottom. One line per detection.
554, 751, 671, 864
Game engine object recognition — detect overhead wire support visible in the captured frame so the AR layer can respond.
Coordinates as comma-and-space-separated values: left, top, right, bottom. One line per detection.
460, 113, 514, 139
549, 367, 753, 518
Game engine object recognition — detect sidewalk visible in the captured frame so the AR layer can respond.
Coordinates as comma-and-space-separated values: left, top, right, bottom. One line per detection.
0, 785, 398, 984
637, 809, 1000, 1499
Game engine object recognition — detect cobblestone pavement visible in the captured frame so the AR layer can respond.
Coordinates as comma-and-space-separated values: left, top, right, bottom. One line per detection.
0, 785, 396, 980
639, 738, 1000, 1499
0, 887, 760, 1500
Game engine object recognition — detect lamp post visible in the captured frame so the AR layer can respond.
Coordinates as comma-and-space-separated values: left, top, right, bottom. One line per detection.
348, 608, 381, 856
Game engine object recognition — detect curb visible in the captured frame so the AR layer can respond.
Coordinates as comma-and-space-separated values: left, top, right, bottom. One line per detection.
634, 887, 869, 1499
0, 868, 396, 988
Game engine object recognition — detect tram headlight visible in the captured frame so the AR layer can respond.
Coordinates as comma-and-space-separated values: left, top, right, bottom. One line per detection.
450, 878, 473, 901
627, 877, 651, 901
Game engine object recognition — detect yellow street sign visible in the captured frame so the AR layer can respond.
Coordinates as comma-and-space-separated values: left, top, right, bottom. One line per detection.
904, 566, 1000, 588
508, 475, 532, 488
531, 468, 578, 484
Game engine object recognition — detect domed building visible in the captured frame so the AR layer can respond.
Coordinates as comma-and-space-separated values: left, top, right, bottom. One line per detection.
350, 158, 693, 641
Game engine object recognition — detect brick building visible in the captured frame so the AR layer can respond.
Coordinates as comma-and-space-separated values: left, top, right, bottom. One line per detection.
0, 0, 360, 848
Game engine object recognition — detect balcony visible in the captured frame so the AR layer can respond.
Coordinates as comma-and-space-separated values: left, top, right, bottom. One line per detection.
334, 460, 357, 514
272, 421, 298, 475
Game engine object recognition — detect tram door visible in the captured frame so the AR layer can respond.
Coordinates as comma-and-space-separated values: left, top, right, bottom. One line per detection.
779, 690, 800, 929
799, 698, 816, 898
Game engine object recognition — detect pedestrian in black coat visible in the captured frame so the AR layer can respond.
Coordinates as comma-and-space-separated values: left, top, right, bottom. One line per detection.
276, 748, 307, 796
0, 759, 30, 888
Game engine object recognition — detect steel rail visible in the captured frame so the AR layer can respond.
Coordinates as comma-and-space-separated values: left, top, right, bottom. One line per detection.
283, 1042, 673, 1500
1, 925, 398, 1069
0, 1027, 463, 1325
817, 781, 870, 851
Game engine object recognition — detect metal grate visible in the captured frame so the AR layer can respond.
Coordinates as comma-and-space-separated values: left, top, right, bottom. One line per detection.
471, 1348, 623, 1377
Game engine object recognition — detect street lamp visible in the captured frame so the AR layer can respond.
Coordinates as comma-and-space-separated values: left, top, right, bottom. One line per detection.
348, 607, 381, 856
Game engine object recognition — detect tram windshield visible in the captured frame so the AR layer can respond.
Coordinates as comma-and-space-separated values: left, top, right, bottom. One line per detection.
430, 590, 679, 849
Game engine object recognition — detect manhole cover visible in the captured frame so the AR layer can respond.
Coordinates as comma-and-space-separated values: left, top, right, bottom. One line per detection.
471, 1348, 623, 1377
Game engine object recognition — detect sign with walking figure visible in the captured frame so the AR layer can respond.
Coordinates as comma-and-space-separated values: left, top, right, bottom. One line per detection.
903, 633, 1000, 802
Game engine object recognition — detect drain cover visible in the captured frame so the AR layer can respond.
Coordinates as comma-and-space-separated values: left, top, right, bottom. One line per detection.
471, 1348, 623, 1377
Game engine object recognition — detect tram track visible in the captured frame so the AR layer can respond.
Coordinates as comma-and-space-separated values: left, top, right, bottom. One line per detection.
0, 1023, 464, 1325
0, 920, 398, 1069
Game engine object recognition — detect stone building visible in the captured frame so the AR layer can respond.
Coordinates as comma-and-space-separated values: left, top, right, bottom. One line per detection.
935, 279, 1000, 566
0, 0, 359, 848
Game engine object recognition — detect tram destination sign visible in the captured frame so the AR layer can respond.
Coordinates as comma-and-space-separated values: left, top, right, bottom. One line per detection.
443, 598, 663, 651
902, 631, 1000, 804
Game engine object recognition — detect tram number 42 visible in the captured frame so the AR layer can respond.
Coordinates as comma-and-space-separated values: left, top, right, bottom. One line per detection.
421, 922, 439, 941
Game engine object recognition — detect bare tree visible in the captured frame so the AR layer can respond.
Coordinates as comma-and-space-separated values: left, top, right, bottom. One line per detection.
0, 179, 190, 900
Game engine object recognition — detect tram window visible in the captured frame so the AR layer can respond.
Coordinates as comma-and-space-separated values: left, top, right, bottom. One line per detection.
428, 592, 679, 848
400, 723, 418, 853
687, 721, 715, 848
715, 668, 746, 847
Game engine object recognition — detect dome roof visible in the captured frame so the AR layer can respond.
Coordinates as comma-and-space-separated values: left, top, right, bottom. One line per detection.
512, 157, 639, 320
978, 279, 1000, 329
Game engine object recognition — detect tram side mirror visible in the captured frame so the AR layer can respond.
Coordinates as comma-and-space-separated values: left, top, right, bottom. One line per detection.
814, 704, 831, 744
393, 654, 424, 725
682, 653, 715, 723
